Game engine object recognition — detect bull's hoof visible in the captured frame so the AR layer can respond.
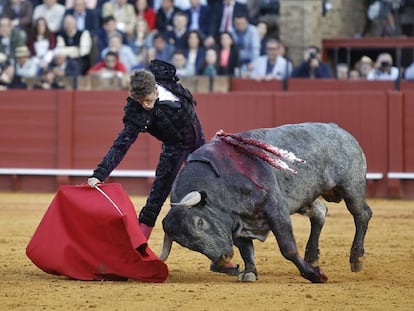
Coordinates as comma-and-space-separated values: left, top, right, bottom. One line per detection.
351, 258, 364, 272
210, 263, 240, 276
238, 272, 257, 282
301, 267, 328, 283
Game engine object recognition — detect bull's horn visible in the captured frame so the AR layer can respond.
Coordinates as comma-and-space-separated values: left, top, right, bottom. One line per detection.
159, 234, 173, 261
170, 191, 201, 207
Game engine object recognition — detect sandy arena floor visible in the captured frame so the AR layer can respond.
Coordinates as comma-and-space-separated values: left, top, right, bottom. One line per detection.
0, 192, 413, 311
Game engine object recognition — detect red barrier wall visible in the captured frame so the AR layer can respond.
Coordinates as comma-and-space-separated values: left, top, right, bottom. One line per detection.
1, 82, 413, 198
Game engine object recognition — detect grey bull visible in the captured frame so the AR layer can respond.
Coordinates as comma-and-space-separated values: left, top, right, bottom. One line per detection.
160, 122, 372, 283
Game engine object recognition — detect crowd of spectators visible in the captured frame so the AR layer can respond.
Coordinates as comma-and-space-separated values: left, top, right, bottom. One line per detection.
0, 0, 413, 91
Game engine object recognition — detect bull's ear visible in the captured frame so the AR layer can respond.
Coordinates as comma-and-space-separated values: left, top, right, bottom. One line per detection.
199, 191, 207, 207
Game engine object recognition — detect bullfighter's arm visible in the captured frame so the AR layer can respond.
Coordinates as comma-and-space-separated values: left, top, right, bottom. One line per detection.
92, 124, 140, 181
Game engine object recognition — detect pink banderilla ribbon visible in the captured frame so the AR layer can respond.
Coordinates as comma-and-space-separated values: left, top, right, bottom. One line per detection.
215, 130, 306, 174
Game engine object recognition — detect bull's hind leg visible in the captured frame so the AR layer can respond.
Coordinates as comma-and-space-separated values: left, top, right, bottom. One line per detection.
303, 199, 328, 266
341, 185, 373, 272
265, 197, 328, 283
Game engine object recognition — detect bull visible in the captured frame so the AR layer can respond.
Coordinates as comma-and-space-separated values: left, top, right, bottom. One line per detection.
160, 122, 372, 283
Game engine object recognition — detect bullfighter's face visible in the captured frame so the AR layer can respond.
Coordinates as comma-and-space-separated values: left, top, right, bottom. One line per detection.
137, 86, 159, 110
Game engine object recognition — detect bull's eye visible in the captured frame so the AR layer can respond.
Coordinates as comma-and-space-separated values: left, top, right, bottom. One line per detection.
197, 218, 203, 227
194, 216, 209, 230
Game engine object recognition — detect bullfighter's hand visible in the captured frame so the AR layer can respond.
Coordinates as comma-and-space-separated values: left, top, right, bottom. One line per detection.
87, 177, 102, 188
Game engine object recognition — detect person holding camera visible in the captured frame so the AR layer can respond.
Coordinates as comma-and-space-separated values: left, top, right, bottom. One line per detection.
291, 45, 332, 79
367, 52, 399, 80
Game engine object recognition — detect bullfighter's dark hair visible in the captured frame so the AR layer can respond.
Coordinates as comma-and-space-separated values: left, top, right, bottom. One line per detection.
129, 69, 156, 99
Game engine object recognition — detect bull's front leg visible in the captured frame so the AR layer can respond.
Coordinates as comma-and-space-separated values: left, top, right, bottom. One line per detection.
265, 198, 328, 283
233, 237, 257, 282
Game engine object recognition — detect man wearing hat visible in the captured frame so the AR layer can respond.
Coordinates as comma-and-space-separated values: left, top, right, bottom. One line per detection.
12, 45, 38, 88
14, 46, 38, 76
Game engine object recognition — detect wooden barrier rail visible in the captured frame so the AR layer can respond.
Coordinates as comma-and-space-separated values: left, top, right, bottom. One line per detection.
0, 168, 384, 180
0, 168, 155, 178
387, 172, 414, 179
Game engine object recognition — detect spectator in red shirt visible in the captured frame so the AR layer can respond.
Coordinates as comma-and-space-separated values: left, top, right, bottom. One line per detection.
86, 51, 127, 76
134, 0, 157, 31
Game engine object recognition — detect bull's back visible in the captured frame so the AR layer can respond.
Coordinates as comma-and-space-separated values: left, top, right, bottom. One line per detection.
254, 122, 364, 163
246, 122, 367, 204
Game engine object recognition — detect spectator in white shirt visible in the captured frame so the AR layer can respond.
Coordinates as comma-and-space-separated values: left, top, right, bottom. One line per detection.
367, 52, 399, 80
249, 38, 291, 81
32, 0, 66, 34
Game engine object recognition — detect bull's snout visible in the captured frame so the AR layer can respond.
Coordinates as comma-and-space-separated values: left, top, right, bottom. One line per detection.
215, 251, 234, 266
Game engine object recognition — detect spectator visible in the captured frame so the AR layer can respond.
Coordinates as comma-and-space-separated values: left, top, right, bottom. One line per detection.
47, 47, 81, 78
171, 49, 194, 77
374, 0, 400, 36
155, 0, 182, 35
256, 0, 279, 38
134, 0, 157, 31
349, 69, 361, 80
185, 0, 212, 41
183, 30, 205, 76
87, 50, 127, 76
210, 0, 249, 39
199, 47, 219, 76
0, 51, 14, 90
361, 0, 375, 37
64, 0, 100, 37
367, 52, 399, 80
128, 17, 153, 63
64, 0, 98, 10
2, 0, 33, 35
26, 17, 56, 73
355, 55, 374, 79
366, 0, 401, 36
96, 15, 127, 58
399, 0, 414, 36
404, 61, 414, 80
10, 45, 39, 88
56, 14, 93, 74
230, 12, 260, 70
246, 0, 260, 24
32, 0, 66, 34
165, 10, 189, 50
216, 30, 239, 76
0, 17, 26, 59
101, 32, 136, 71
0, 0, 7, 16
32, 67, 65, 89
174, 0, 191, 11
151, 0, 162, 11
291, 45, 332, 79
256, 20, 268, 55
151, 32, 174, 62
130, 43, 154, 70
249, 38, 291, 81
336, 63, 349, 80
101, 0, 136, 38
277, 40, 293, 65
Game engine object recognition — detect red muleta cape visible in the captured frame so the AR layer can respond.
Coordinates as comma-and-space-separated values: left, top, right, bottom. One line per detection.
26, 183, 168, 282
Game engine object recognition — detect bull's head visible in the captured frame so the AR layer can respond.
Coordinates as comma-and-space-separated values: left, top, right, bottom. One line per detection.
160, 191, 234, 266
